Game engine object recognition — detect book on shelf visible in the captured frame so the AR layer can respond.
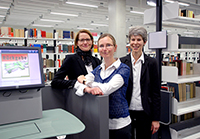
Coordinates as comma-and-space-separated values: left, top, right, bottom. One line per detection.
56, 30, 63, 39
14, 29, 20, 37
0, 27, 13, 37
93, 44, 98, 53
41, 30, 46, 38
70, 31, 74, 39
33, 28, 37, 38
63, 31, 70, 39
180, 9, 194, 18
43, 58, 47, 68
62, 44, 68, 53
46, 32, 53, 38
28, 29, 33, 37
46, 59, 54, 67
33, 44, 41, 48
19, 29, 24, 37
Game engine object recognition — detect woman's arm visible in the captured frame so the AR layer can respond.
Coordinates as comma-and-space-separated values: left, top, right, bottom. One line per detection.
90, 74, 124, 95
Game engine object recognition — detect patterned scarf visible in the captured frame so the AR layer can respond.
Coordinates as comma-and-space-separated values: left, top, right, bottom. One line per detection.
76, 47, 92, 66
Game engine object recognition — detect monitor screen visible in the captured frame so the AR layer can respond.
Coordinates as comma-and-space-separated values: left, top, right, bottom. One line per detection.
0, 46, 45, 91
148, 30, 167, 49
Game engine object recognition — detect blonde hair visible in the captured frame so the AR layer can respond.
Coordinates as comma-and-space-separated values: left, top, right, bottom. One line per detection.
97, 33, 116, 46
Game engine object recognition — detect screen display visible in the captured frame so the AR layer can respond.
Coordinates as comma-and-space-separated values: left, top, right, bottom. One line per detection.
148, 30, 167, 49
0, 46, 45, 91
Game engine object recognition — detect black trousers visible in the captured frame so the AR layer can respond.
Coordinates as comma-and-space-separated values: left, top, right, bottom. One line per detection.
129, 110, 152, 139
109, 123, 132, 139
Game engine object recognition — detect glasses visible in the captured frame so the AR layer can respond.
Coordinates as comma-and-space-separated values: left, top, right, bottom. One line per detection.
78, 38, 91, 42
99, 44, 113, 49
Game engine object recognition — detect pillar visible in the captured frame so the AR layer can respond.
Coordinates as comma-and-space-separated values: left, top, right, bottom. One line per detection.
108, 0, 126, 58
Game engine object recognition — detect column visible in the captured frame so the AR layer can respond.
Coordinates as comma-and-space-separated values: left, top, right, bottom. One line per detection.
108, 0, 126, 58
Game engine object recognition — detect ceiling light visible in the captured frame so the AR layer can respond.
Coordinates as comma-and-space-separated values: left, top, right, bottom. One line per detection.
0, 6, 9, 10
130, 11, 144, 14
165, 0, 190, 6
91, 23, 108, 26
66, 2, 98, 8
50, 12, 78, 17
147, 1, 156, 6
165, 0, 174, 3
32, 24, 54, 27
40, 19, 65, 22
183, 31, 194, 34
77, 27, 94, 30
0, 15, 5, 17
178, 2, 190, 6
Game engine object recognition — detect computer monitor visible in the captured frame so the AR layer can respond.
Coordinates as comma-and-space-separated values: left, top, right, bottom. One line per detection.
0, 46, 45, 91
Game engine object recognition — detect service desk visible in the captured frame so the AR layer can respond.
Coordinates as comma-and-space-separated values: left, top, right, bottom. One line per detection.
0, 109, 85, 139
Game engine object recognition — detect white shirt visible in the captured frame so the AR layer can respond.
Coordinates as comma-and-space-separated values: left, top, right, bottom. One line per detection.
129, 52, 145, 111
85, 64, 93, 73
74, 59, 131, 129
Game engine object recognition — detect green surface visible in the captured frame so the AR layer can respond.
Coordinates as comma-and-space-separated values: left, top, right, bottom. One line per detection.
0, 109, 85, 139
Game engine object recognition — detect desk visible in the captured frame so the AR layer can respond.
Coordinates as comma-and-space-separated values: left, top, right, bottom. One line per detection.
0, 109, 85, 139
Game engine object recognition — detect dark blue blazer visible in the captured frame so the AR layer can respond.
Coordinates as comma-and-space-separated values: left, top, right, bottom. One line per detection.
51, 53, 101, 89
120, 53, 160, 121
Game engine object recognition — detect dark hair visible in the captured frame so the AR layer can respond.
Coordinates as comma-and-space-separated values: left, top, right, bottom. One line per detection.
97, 33, 116, 46
74, 29, 94, 49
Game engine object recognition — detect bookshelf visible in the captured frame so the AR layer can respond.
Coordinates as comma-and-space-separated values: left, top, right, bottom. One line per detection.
144, 2, 200, 29
162, 64, 200, 139
163, 35, 200, 139
144, 2, 200, 138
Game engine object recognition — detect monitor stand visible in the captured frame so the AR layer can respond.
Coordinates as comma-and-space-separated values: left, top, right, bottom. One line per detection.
0, 89, 42, 125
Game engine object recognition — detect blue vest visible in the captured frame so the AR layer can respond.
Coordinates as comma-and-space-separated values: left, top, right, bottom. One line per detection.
92, 63, 130, 119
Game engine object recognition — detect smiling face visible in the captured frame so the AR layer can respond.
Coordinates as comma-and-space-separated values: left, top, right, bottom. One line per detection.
77, 33, 93, 52
129, 35, 146, 55
98, 36, 117, 59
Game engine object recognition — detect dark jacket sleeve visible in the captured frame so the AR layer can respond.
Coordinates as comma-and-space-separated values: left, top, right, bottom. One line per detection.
51, 55, 77, 89
149, 57, 161, 121
51, 54, 101, 89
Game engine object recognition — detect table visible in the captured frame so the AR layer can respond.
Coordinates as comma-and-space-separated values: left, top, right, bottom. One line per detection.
0, 108, 85, 139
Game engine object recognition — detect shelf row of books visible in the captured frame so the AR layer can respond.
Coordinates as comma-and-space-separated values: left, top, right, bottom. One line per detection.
162, 60, 194, 76
44, 71, 69, 83
44, 71, 54, 82
0, 27, 100, 40
162, 81, 197, 123
167, 82, 196, 102
0, 27, 75, 39
43, 57, 65, 68
171, 112, 195, 124
179, 9, 195, 18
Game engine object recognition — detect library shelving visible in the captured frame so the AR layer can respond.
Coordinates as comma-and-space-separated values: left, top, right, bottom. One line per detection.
144, 2, 200, 138
144, 2, 200, 29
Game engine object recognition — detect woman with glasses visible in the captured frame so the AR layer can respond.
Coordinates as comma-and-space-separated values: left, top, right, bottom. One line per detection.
75, 33, 131, 139
51, 29, 101, 89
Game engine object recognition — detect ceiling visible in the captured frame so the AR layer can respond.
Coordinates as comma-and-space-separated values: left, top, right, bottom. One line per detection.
0, 0, 200, 36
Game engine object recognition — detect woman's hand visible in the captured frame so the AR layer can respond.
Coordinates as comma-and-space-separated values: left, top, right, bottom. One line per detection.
84, 87, 103, 95
151, 121, 160, 134
77, 75, 86, 84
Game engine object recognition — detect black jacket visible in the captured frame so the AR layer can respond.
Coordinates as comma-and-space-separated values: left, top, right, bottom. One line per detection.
51, 53, 101, 89
120, 53, 160, 121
